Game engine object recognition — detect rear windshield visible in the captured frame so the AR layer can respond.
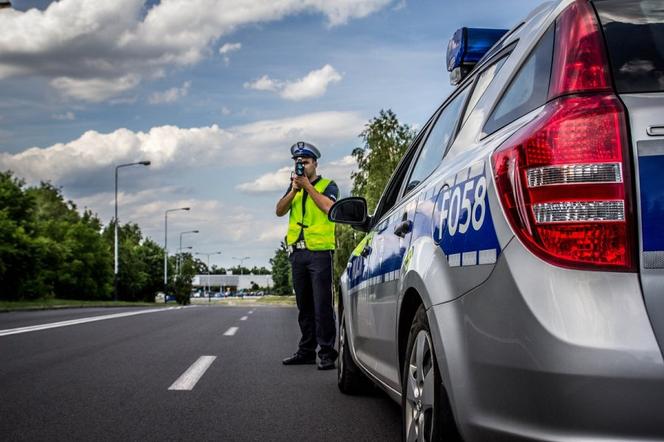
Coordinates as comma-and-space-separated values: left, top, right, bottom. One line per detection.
594, 0, 664, 93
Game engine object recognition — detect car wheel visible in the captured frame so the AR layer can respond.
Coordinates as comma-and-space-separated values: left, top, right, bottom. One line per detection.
402, 305, 460, 441
337, 308, 370, 394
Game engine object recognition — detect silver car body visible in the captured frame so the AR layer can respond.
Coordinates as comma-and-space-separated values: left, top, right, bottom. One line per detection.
338, 0, 664, 439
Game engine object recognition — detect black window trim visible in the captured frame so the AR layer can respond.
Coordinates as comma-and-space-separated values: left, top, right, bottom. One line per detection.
481, 24, 555, 139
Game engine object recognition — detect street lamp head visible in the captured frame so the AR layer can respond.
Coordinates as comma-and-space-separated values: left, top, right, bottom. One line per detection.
183, 207, 190, 211
193, 230, 200, 233
139, 160, 151, 166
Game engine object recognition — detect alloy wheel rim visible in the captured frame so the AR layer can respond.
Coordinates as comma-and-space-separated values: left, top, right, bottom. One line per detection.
404, 330, 435, 442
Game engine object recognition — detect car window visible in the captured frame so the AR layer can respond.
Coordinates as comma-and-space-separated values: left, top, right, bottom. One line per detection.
462, 56, 508, 123
371, 125, 427, 221
483, 25, 554, 135
595, 0, 664, 94
404, 86, 470, 194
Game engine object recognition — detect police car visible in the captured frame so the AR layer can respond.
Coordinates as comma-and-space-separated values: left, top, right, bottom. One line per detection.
329, 0, 664, 440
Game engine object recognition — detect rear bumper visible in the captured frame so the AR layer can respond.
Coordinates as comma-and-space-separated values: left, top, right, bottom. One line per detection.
429, 239, 664, 441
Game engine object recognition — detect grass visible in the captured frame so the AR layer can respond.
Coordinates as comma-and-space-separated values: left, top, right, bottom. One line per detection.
0, 295, 297, 312
190, 295, 296, 307
0, 298, 166, 313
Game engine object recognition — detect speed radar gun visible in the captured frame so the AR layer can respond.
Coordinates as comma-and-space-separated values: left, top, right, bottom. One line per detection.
295, 159, 305, 177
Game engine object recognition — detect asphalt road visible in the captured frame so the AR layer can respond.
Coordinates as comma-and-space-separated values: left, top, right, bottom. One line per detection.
0, 305, 401, 441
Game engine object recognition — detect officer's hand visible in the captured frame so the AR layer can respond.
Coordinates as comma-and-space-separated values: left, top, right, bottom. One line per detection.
293, 175, 310, 191
291, 179, 301, 191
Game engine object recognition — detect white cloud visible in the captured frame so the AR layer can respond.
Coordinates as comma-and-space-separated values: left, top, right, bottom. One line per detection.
219, 42, 242, 55
245, 64, 342, 101
219, 42, 242, 65
221, 106, 231, 116
148, 81, 191, 104
0, 0, 392, 101
0, 111, 365, 190
281, 64, 343, 101
50, 74, 141, 103
237, 166, 292, 193
52, 111, 76, 121
244, 74, 281, 92
236, 155, 357, 195
77, 187, 290, 251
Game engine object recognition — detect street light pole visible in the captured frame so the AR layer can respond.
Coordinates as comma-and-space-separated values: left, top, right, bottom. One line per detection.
232, 256, 251, 291
114, 160, 150, 302
196, 251, 221, 302
177, 230, 199, 275
164, 207, 190, 295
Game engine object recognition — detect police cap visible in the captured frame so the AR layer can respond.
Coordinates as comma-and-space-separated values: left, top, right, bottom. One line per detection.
290, 141, 321, 160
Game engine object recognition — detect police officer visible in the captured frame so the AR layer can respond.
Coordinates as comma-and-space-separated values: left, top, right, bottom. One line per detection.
276, 141, 339, 370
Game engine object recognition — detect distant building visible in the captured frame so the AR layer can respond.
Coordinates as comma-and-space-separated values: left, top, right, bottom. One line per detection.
192, 274, 273, 291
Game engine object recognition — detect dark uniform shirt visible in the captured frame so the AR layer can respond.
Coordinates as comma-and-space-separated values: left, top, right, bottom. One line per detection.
285, 176, 339, 242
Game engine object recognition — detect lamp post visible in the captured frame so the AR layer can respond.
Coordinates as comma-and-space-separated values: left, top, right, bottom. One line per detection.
232, 256, 250, 291
196, 251, 222, 301
114, 160, 150, 301
164, 207, 190, 294
177, 230, 199, 275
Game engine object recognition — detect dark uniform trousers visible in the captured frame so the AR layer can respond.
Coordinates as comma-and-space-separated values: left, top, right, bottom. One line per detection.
289, 248, 338, 360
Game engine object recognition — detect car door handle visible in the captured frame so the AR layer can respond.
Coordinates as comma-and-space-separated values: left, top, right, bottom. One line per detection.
393, 220, 412, 238
361, 246, 372, 257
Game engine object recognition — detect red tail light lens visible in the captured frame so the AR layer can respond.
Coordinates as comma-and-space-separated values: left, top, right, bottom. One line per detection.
492, 93, 635, 271
549, 0, 611, 97
491, 0, 635, 271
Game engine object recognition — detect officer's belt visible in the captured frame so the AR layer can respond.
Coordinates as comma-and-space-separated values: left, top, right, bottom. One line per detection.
289, 240, 307, 253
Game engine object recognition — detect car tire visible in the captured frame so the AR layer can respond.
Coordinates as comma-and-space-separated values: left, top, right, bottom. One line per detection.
402, 305, 460, 441
337, 308, 370, 394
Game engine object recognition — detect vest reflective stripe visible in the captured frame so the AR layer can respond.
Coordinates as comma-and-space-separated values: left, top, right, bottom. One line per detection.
287, 178, 336, 251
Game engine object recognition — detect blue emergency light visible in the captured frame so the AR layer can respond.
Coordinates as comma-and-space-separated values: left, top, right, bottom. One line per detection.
446, 27, 508, 85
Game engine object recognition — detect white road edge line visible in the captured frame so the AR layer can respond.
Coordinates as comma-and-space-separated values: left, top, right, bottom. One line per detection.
240, 316, 248, 321
168, 355, 217, 391
0, 307, 181, 337
223, 326, 239, 336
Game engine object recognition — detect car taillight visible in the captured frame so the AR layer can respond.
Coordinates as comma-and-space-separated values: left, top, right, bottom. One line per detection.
491, 0, 636, 271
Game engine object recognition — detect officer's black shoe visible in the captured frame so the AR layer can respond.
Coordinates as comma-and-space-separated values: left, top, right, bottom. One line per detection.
317, 357, 336, 370
282, 353, 316, 365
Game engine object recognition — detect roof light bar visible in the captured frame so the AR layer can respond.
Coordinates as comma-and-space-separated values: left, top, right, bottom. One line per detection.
446, 27, 508, 85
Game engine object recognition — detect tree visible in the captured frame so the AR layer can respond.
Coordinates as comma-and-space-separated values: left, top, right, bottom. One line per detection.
333, 110, 416, 287
173, 254, 195, 305
29, 183, 112, 300
250, 265, 271, 275
270, 240, 292, 295
210, 265, 226, 275
0, 171, 41, 299
351, 109, 416, 213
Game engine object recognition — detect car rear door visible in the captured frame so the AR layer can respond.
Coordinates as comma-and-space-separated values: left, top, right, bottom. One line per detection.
594, 0, 664, 354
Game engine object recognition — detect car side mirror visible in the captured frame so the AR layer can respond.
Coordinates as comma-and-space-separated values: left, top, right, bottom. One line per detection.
328, 197, 370, 232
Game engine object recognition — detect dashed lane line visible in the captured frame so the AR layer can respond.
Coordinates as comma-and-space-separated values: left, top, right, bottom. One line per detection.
168, 356, 217, 391
223, 326, 239, 336
0, 307, 185, 337
240, 316, 248, 321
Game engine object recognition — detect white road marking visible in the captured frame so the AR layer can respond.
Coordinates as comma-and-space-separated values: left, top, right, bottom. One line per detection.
0, 307, 180, 337
248, 310, 254, 315
240, 316, 248, 321
168, 356, 216, 391
223, 326, 239, 336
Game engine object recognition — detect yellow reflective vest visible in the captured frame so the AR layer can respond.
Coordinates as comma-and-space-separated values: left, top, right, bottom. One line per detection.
287, 178, 336, 251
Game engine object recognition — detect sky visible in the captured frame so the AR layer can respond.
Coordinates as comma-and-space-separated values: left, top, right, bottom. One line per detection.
0, 0, 537, 270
